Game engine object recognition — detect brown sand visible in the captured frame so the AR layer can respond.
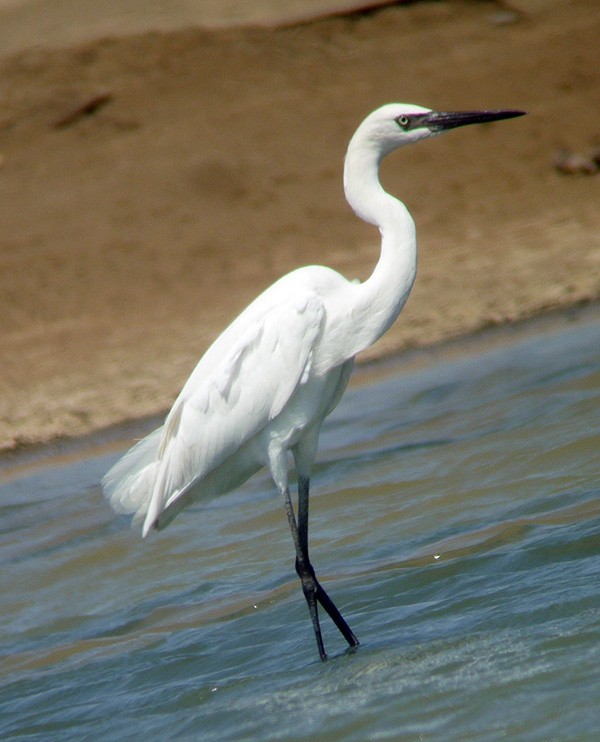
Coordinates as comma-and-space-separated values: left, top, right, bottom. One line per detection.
1, 0, 599, 450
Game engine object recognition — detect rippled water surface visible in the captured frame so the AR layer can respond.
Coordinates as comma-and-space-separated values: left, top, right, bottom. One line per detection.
2, 311, 600, 740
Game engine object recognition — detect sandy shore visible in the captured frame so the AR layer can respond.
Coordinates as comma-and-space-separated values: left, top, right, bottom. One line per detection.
1, 0, 599, 450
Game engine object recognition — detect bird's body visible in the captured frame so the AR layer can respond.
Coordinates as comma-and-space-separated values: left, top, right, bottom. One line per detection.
103, 102, 524, 660
105, 265, 357, 533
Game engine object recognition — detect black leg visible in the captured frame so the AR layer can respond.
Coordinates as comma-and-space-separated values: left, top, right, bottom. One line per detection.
283, 476, 359, 661
298, 476, 360, 650
283, 484, 327, 660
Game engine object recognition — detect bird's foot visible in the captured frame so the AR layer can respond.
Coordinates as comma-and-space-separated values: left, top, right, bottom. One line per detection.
295, 558, 359, 660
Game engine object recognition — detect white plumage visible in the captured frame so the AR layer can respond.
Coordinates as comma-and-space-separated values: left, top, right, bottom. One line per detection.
103, 102, 524, 660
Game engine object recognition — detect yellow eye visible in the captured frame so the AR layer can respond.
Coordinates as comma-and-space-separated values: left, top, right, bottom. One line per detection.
396, 114, 410, 129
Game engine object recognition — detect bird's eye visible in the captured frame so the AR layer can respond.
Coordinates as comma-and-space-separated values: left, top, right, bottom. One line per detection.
396, 114, 411, 130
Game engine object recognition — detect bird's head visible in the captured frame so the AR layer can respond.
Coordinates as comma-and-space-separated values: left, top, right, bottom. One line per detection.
344, 102, 525, 227
351, 102, 525, 158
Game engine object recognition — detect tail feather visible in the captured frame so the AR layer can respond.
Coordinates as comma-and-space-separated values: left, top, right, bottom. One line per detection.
102, 427, 163, 528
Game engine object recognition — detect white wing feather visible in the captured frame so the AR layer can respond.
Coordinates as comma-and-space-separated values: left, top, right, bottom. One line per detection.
102, 427, 162, 521
141, 290, 326, 535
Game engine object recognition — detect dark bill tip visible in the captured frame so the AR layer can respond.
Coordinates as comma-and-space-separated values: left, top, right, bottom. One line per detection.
425, 109, 526, 132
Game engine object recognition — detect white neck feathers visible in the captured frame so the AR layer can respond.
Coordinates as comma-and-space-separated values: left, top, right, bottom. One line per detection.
341, 129, 418, 353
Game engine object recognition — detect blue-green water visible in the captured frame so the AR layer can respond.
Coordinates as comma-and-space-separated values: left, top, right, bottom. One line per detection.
1, 311, 600, 740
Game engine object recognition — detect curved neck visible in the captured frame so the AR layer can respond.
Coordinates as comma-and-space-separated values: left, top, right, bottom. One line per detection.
343, 135, 417, 353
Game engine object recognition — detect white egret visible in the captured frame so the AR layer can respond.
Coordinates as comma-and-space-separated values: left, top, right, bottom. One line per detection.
103, 103, 524, 661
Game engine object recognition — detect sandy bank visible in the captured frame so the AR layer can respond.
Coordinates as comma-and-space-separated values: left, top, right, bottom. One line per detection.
1, 0, 599, 450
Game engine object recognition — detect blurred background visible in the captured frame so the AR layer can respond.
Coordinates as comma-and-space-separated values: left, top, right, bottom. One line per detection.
1, 0, 599, 449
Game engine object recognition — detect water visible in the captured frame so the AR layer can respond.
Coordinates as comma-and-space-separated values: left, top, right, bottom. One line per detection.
1, 310, 600, 740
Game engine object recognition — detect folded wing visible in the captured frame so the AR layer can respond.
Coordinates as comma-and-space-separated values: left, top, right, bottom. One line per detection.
136, 290, 326, 535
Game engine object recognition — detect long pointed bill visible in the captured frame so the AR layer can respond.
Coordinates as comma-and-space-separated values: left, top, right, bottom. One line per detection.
425, 109, 526, 132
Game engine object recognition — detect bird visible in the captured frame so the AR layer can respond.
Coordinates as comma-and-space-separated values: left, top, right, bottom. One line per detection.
103, 103, 525, 661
